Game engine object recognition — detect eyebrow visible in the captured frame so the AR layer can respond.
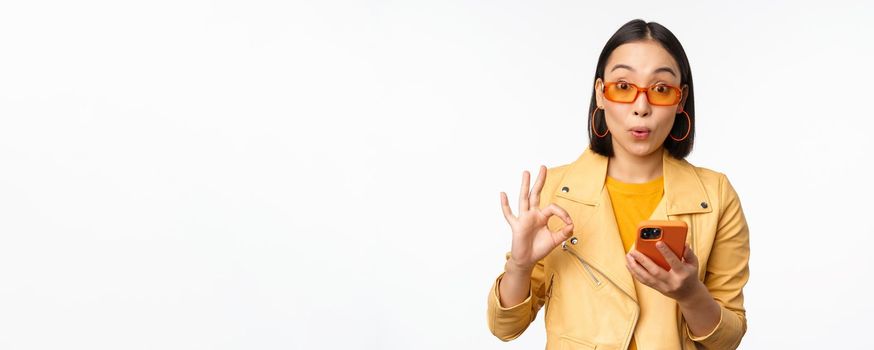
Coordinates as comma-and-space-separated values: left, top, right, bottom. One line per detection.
610, 64, 677, 77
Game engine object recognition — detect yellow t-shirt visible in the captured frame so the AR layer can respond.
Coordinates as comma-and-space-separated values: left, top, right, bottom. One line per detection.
605, 174, 665, 350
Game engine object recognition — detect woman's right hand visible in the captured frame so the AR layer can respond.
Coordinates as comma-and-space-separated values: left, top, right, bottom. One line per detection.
500, 165, 575, 272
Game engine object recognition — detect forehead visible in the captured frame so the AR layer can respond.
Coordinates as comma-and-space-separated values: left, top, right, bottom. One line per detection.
604, 40, 680, 81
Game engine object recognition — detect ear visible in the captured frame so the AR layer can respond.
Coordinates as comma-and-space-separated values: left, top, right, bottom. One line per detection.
594, 78, 605, 108
678, 84, 690, 113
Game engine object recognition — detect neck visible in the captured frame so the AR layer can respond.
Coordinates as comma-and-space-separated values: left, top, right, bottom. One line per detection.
606, 145, 664, 184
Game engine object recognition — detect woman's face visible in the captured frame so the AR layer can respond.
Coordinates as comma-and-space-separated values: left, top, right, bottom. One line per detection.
595, 40, 688, 158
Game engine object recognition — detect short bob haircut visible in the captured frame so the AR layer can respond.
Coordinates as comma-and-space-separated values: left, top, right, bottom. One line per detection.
588, 19, 695, 160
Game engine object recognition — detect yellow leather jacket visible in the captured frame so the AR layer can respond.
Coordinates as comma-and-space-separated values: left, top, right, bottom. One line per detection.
487, 147, 750, 349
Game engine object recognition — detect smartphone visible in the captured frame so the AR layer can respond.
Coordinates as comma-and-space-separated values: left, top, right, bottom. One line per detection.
634, 220, 688, 271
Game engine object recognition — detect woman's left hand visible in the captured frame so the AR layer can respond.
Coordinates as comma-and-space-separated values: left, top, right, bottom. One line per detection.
625, 242, 705, 303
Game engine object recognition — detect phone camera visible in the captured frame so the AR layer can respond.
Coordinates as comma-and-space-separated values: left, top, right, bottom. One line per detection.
640, 227, 662, 240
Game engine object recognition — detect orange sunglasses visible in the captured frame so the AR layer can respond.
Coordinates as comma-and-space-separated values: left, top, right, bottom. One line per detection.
602, 81, 682, 106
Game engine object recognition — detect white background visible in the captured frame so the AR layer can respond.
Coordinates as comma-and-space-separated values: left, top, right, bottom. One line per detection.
1, 1, 872, 349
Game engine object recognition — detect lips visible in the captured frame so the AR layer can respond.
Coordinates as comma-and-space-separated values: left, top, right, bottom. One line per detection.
630, 127, 650, 139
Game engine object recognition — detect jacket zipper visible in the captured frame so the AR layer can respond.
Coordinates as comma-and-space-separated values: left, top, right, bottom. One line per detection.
581, 262, 601, 286
561, 241, 601, 286
545, 273, 555, 314
562, 240, 639, 350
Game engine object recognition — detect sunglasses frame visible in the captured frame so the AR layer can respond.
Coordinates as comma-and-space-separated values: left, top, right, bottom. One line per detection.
602, 81, 683, 106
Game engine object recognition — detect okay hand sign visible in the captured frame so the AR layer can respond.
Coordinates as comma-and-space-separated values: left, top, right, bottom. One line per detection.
500, 166, 575, 271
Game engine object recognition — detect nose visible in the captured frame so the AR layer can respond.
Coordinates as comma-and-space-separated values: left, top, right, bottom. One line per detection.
632, 90, 651, 117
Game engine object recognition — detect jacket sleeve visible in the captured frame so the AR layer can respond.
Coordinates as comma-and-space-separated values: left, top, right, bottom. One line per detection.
685, 173, 750, 349
486, 252, 549, 341
486, 165, 566, 341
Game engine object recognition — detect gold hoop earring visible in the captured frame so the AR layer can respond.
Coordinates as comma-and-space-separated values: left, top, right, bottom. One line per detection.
670, 110, 691, 142
592, 107, 609, 138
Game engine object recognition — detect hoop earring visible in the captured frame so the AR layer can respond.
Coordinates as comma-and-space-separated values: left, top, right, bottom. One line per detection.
670, 110, 691, 142
592, 107, 609, 138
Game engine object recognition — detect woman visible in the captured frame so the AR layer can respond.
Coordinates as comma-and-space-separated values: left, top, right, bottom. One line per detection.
486, 19, 750, 350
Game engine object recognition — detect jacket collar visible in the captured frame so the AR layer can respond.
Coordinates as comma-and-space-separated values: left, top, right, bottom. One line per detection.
554, 147, 712, 301
554, 147, 711, 216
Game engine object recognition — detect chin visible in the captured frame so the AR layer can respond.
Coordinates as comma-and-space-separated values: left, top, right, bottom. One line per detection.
617, 140, 659, 157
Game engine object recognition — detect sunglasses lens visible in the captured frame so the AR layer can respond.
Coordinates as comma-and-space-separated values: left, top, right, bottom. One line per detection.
604, 82, 637, 102
647, 85, 680, 105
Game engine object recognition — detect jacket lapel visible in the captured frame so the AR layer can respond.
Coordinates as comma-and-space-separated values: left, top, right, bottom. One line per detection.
553, 147, 712, 300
